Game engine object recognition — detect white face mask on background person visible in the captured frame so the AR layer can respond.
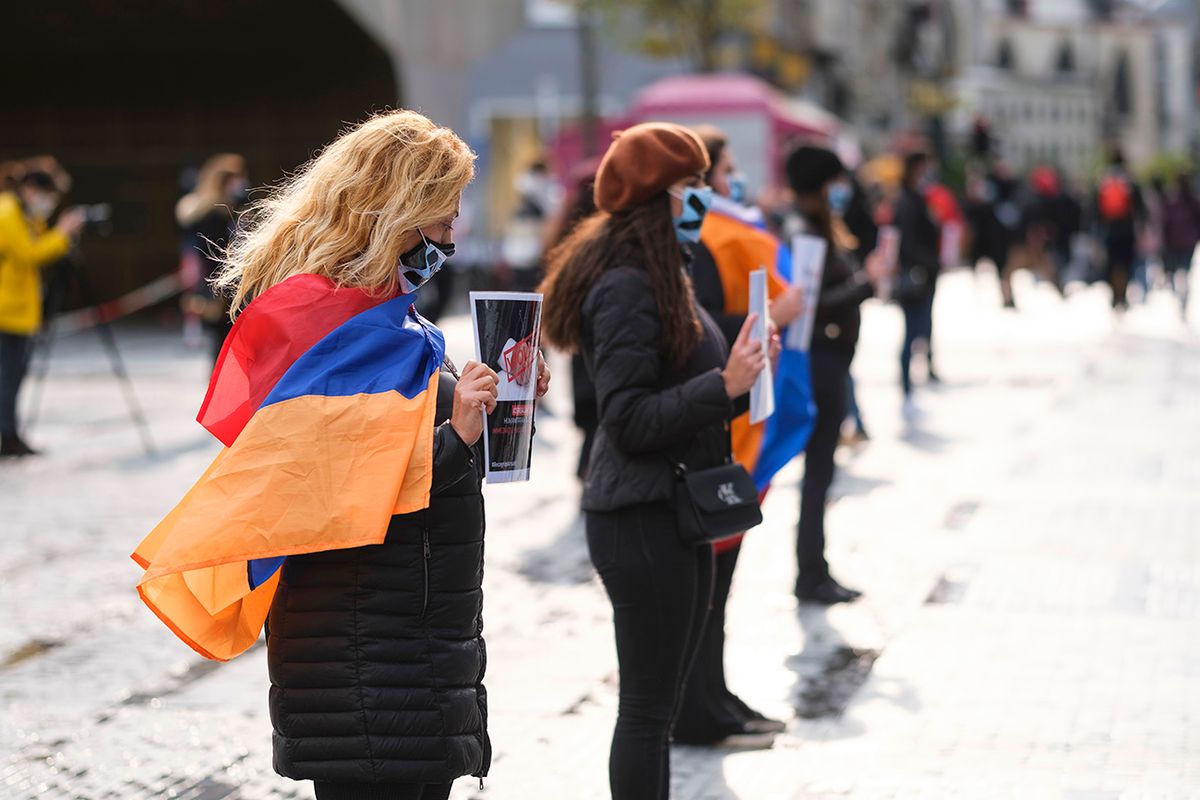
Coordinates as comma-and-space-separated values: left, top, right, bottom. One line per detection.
24, 192, 58, 221
827, 181, 852, 215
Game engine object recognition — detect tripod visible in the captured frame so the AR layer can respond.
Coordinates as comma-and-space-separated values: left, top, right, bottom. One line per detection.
24, 254, 156, 456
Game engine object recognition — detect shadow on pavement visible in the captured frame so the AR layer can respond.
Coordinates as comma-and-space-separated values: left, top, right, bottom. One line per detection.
899, 421, 952, 454
787, 606, 919, 740
516, 513, 594, 586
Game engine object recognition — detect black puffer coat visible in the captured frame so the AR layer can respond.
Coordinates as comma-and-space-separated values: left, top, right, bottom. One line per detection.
266, 369, 491, 785
580, 263, 738, 512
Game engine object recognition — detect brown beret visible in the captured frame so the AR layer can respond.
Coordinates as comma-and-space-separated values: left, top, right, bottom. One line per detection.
594, 122, 710, 213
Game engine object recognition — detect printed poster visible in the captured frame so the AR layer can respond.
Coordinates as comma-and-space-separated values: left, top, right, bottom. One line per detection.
469, 291, 543, 483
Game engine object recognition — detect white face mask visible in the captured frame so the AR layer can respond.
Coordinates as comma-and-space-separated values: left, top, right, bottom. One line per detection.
25, 193, 57, 221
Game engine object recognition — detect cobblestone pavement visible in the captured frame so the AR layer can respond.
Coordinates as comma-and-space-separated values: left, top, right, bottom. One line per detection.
2, 270, 1199, 799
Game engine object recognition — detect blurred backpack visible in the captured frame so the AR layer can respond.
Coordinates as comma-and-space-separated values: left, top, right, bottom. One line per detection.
1098, 175, 1133, 222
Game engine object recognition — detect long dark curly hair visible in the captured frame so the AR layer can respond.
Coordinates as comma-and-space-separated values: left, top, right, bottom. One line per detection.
539, 192, 700, 369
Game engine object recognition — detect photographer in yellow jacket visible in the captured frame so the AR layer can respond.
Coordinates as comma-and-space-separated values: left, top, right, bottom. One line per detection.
0, 167, 84, 456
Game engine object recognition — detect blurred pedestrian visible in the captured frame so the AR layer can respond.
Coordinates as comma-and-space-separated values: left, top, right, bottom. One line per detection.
964, 165, 1008, 274
1160, 171, 1199, 312
924, 179, 964, 273
542, 158, 601, 478
176, 153, 248, 362
1000, 165, 1066, 308
174, 111, 544, 800
836, 173, 877, 444
1136, 175, 1167, 300
1095, 148, 1144, 310
539, 122, 768, 799
1051, 173, 1085, 283
894, 152, 941, 414
0, 167, 84, 457
501, 157, 559, 292
0, 161, 24, 194
675, 124, 795, 749
784, 145, 889, 604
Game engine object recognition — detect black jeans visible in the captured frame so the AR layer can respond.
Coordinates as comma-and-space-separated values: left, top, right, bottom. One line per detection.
797, 348, 852, 591
675, 542, 743, 737
313, 781, 452, 800
0, 333, 32, 436
587, 502, 715, 800
899, 294, 934, 397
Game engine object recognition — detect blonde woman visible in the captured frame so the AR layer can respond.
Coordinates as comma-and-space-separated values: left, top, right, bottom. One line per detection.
138, 111, 549, 800
176, 153, 248, 361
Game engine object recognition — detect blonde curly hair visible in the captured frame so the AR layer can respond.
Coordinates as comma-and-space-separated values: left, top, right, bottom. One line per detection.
215, 110, 476, 315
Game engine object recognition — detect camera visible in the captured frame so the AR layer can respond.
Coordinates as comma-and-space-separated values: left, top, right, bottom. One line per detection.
77, 202, 113, 235
78, 203, 112, 223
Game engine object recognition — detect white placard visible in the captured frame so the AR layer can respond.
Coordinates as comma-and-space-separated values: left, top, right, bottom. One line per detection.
877, 225, 901, 301
785, 234, 827, 352
748, 268, 775, 424
469, 291, 543, 483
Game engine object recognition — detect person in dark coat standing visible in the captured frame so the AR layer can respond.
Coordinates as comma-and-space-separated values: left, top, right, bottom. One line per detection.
893, 152, 942, 415
175, 153, 248, 363
784, 146, 889, 604
540, 122, 770, 800
676, 124, 795, 749
207, 111, 552, 800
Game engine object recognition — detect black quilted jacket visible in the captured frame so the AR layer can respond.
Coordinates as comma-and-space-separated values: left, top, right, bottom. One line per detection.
266, 369, 490, 785
579, 263, 738, 512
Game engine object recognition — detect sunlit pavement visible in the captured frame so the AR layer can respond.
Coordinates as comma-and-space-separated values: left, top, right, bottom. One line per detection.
3, 267, 1198, 799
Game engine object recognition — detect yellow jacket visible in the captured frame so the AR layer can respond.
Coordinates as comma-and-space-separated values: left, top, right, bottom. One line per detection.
0, 192, 70, 335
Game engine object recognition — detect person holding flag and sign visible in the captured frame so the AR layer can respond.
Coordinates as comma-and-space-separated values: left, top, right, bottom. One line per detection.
783, 145, 891, 606
677, 125, 810, 748
132, 111, 549, 800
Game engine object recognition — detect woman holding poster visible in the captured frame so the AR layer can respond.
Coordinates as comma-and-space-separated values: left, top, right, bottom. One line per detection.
134, 111, 548, 800
783, 145, 890, 606
540, 122, 768, 800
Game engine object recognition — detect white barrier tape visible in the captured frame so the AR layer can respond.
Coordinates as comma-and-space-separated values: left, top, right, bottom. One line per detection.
50, 272, 188, 336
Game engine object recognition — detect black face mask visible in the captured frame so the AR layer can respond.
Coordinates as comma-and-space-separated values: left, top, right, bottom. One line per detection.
397, 235, 455, 293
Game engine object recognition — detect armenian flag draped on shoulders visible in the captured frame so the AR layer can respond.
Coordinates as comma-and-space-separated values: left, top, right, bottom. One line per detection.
132, 274, 444, 661
700, 196, 817, 497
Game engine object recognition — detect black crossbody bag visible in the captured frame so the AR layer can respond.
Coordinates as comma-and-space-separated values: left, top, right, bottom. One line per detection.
671, 460, 763, 545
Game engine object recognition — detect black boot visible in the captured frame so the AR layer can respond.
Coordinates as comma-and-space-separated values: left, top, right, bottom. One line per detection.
795, 576, 862, 605
724, 692, 787, 734
0, 434, 38, 457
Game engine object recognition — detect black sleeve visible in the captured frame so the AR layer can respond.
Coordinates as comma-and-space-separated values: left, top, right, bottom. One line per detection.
430, 422, 478, 495
817, 252, 874, 314
689, 242, 745, 348
731, 392, 750, 418
1131, 184, 1146, 222
588, 269, 732, 455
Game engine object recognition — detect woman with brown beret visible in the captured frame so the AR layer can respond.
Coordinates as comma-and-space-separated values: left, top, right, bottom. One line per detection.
540, 123, 769, 799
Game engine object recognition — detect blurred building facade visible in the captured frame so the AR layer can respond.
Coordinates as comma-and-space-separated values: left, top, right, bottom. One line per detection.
7, 0, 1198, 303
730, 0, 1197, 176
950, 0, 1198, 175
